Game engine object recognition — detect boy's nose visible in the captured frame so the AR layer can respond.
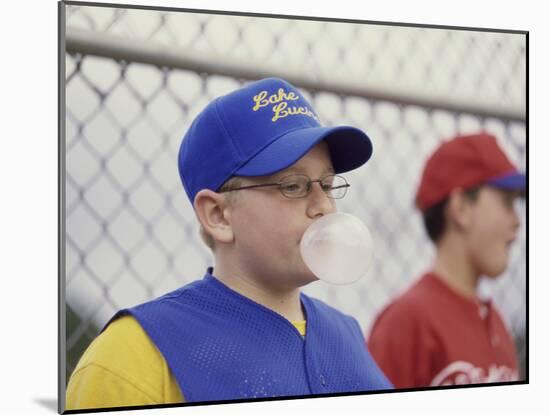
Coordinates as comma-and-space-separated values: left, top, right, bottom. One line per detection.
306, 182, 336, 218
511, 207, 521, 231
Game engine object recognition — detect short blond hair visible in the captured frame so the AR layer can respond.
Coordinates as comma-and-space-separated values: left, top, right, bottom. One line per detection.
199, 177, 243, 251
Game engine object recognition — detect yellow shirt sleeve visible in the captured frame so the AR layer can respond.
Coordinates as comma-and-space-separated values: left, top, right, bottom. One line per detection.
66, 314, 306, 410
65, 315, 184, 410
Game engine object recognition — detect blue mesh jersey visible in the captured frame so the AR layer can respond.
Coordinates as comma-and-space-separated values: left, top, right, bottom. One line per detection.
109, 269, 392, 403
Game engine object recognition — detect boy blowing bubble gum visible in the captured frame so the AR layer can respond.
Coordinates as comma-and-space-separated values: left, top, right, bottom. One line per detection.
368, 132, 525, 388
66, 78, 392, 409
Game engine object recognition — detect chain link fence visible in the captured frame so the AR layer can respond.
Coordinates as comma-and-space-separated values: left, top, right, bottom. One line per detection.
63, 4, 527, 382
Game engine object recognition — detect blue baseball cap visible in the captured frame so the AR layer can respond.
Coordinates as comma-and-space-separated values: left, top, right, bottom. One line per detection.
178, 77, 373, 204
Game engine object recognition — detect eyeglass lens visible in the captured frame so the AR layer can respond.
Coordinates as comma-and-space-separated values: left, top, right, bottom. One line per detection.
279, 175, 347, 199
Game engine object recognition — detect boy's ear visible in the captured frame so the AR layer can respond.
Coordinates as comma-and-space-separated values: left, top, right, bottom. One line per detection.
446, 188, 473, 231
193, 189, 235, 245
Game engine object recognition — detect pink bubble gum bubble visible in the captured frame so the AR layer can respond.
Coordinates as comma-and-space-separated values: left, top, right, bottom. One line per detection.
300, 212, 373, 285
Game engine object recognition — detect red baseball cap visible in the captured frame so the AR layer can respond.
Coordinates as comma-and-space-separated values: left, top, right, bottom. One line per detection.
415, 132, 526, 211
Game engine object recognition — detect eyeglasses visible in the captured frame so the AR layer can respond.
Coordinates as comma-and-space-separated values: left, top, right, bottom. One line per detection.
218, 174, 350, 199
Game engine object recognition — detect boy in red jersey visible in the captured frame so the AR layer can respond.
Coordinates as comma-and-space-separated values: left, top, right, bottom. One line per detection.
368, 132, 525, 388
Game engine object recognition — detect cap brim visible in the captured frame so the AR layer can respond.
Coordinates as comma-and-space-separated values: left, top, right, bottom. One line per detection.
234, 126, 373, 177
487, 172, 526, 192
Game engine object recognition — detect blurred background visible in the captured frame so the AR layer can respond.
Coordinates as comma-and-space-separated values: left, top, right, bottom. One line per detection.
62, 4, 527, 384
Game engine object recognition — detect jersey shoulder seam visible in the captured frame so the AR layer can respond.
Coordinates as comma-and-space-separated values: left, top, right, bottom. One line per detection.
72, 362, 162, 404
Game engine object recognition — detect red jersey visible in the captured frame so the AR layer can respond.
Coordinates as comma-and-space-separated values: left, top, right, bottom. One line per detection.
367, 273, 519, 388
